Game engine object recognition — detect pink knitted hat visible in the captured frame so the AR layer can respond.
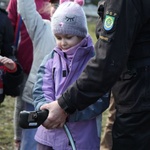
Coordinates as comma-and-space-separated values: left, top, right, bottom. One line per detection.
51, 0, 87, 37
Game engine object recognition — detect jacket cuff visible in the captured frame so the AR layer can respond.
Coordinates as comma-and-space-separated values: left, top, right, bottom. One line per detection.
4, 62, 17, 73
58, 96, 76, 114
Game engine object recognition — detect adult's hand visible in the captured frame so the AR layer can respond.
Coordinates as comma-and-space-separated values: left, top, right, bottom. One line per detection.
40, 101, 68, 129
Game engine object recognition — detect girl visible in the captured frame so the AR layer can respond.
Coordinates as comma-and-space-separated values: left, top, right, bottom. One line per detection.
33, 0, 110, 149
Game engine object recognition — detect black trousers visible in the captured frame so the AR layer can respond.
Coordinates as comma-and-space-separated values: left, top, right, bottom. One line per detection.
112, 111, 150, 150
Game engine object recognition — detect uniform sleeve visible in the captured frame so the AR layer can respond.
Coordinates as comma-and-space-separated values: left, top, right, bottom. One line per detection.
33, 54, 55, 110
58, 0, 142, 113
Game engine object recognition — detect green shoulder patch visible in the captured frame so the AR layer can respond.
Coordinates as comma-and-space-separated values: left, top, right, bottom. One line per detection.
104, 14, 115, 31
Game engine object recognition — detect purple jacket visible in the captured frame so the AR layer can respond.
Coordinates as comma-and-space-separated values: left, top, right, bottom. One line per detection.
33, 36, 100, 150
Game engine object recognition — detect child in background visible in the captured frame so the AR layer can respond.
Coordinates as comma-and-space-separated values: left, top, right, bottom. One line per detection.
7, 0, 58, 149
33, 0, 110, 149
0, 7, 23, 103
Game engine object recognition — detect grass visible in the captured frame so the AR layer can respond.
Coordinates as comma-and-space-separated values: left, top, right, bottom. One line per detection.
0, 96, 15, 150
0, 21, 108, 150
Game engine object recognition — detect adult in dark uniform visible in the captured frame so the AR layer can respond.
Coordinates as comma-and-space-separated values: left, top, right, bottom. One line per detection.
38, 0, 150, 149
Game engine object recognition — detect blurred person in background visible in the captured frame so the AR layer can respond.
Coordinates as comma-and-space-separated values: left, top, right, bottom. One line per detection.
7, 0, 57, 149
100, 94, 116, 150
0, 6, 23, 105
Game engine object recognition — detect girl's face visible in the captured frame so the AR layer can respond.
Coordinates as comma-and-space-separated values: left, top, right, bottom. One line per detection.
54, 34, 83, 50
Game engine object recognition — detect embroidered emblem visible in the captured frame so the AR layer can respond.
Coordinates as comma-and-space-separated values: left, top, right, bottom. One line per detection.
104, 15, 115, 31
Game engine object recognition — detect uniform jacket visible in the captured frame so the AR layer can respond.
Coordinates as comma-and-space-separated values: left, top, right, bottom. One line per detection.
17, 0, 56, 103
0, 8, 23, 102
33, 36, 101, 150
57, 0, 150, 114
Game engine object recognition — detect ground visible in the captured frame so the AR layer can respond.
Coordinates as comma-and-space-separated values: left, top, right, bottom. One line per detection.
0, 96, 15, 150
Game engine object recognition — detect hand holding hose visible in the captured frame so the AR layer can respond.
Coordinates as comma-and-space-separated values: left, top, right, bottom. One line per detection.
40, 100, 68, 129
